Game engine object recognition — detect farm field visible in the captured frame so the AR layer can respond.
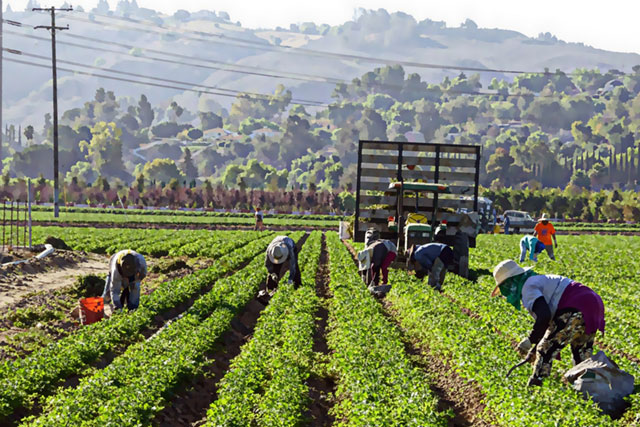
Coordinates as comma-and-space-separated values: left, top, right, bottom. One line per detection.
26, 208, 342, 229
0, 228, 638, 426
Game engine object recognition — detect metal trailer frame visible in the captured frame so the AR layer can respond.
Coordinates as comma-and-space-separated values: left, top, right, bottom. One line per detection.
354, 140, 481, 247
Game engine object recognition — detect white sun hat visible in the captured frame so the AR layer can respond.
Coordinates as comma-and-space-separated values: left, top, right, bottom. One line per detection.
268, 242, 289, 264
538, 213, 550, 222
491, 259, 528, 297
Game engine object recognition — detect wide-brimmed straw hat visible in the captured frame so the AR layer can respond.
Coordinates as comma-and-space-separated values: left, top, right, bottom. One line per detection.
537, 213, 550, 222
268, 243, 289, 264
490, 259, 531, 297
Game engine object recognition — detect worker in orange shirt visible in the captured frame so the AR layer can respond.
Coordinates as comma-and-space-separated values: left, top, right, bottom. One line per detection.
533, 213, 557, 260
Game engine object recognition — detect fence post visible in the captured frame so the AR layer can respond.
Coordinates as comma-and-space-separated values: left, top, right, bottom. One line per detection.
28, 179, 32, 249
15, 198, 19, 249
9, 199, 13, 251
1, 200, 5, 253
23, 199, 26, 250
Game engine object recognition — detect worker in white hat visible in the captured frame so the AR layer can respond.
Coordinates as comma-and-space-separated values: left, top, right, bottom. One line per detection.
265, 235, 301, 291
492, 259, 605, 386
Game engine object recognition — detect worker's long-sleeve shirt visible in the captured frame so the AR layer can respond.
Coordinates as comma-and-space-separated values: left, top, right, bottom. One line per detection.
265, 236, 297, 279
105, 250, 147, 309
520, 236, 543, 261
369, 240, 397, 267
413, 243, 448, 271
524, 277, 604, 344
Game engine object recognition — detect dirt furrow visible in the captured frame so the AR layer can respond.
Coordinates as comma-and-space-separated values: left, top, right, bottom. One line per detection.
152, 233, 310, 427
306, 233, 335, 426
341, 239, 489, 426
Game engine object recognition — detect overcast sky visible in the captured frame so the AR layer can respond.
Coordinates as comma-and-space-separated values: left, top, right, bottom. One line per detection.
6, 0, 640, 54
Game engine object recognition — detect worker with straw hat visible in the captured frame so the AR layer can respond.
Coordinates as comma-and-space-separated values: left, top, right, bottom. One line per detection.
533, 213, 557, 260
265, 235, 301, 292
491, 259, 605, 386
103, 249, 147, 311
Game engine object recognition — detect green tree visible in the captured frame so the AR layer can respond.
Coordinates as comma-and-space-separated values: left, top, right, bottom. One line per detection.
23, 125, 35, 144
142, 158, 183, 183
181, 148, 198, 181
570, 169, 590, 189
79, 122, 125, 178
137, 94, 155, 128
356, 108, 387, 141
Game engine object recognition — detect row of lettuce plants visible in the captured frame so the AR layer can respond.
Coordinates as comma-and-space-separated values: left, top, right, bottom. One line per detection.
21, 231, 304, 426
0, 232, 277, 421
326, 233, 448, 426
204, 231, 322, 425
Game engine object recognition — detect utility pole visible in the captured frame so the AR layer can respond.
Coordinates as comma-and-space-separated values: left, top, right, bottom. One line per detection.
33, 5, 72, 218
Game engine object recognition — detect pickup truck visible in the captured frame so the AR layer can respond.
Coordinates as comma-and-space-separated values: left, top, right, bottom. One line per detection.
503, 210, 536, 233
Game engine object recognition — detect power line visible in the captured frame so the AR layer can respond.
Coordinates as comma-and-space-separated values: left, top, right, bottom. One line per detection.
8, 17, 345, 85
5, 26, 343, 86
2, 47, 326, 105
4, 36, 583, 103
6, 28, 572, 101
66, 10, 545, 75
4, 24, 594, 102
2, 55, 328, 107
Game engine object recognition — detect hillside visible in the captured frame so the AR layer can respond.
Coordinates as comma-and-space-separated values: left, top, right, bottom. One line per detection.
3, 3, 640, 127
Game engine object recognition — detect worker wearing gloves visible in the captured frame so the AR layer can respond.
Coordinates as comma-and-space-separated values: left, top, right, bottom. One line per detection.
491, 260, 605, 387
265, 235, 301, 291
519, 235, 545, 262
407, 243, 455, 291
102, 249, 147, 311
357, 239, 397, 295
534, 214, 557, 260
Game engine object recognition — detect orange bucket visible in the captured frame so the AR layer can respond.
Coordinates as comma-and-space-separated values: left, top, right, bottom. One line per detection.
79, 297, 104, 325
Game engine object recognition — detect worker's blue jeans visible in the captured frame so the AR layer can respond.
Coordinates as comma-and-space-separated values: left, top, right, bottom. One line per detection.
102, 280, 140, 310
504, 225, 510, 235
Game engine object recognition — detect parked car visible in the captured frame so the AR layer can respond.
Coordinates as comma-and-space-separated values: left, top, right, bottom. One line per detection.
503, 210, 536, 233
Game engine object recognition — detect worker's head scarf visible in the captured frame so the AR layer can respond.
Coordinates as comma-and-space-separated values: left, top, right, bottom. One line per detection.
498, 269, 536, 310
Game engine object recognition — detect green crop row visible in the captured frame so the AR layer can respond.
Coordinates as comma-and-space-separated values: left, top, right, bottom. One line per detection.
204, 231, 322, 426
0, 233, 277, 421
29, 210, 339, 228
385, 267, 613, 426
325, 233, 448, 426
469, 234, 640, 424
22, 231, 305, 426
31, 227, 270, 258
30, 204, 345, 222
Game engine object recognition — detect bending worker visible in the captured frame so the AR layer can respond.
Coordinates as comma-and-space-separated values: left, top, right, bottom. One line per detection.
492, 260, 605, 386
407, 243, 454, 291
103, 249, 147, 311
534, 214, 557, 260
265, 235, 302, 291
519, 235, 545, 262
357, 239, 397, 295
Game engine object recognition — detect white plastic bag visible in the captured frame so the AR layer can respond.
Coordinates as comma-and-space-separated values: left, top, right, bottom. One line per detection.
338, 221, 351, 240
564, 351, 635, 417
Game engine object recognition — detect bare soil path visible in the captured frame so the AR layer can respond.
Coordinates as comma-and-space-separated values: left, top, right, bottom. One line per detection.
0, 250, 108, 310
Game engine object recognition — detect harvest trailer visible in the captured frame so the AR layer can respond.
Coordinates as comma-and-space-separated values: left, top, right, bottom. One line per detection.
354, 140, 482, 274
